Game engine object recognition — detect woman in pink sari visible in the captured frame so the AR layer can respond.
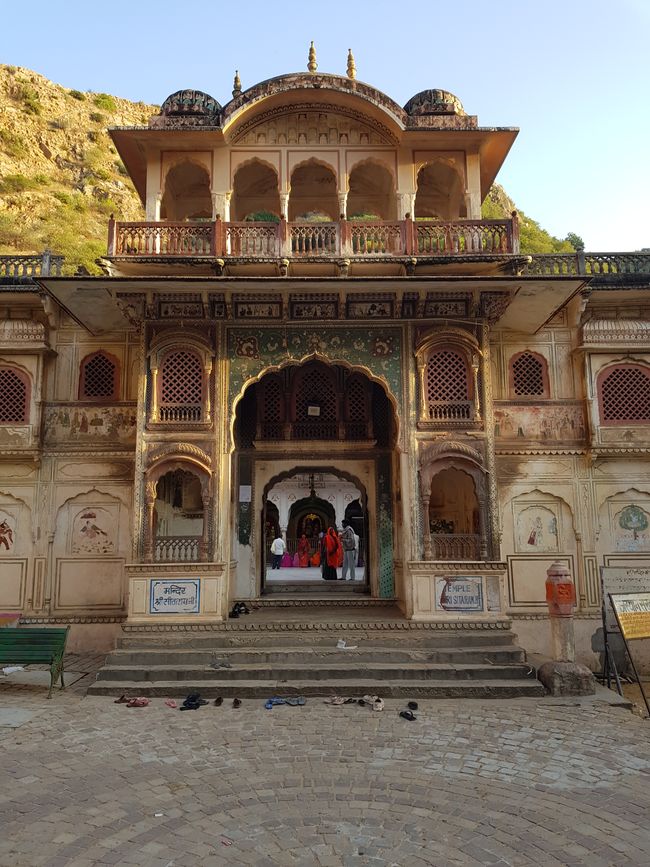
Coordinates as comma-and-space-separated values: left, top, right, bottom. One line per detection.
297, 534, 310, 568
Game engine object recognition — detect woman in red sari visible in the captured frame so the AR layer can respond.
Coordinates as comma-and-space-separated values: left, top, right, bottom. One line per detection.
297, 534, 310, 568
322, 527, 341, 580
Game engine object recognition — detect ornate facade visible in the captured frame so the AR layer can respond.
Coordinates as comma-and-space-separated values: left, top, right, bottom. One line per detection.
1, 56, 649, 664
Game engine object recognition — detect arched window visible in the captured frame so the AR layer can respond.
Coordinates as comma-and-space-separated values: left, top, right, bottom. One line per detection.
0, 367, 29, 423
159, 350, 204, 423
598, 364, 650, 424
510, 351, 549, 398
425, 350, 470, 420
79, 351, 119, 400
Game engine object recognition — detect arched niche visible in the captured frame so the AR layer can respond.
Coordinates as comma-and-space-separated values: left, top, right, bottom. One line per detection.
419, 451, 489, 560
289, 159, 338, 221
415, 160, 466, 220
231, 159, 281, 221
143, 458, 212, 563
347, 159, 397, 220
161, 161, 212, 221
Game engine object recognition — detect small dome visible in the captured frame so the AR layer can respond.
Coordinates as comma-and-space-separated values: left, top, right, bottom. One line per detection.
404, 89, 465, 117
160, 89, 222, 117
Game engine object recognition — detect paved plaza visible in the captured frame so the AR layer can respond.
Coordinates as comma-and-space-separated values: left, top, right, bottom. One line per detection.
1, 657, 650, 867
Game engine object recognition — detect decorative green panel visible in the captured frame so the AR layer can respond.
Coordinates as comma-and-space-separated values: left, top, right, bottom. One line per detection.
377, 454, 395, 598
227, 326, 402, 408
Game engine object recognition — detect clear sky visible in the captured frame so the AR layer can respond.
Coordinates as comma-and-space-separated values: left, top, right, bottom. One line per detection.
3, 0, 648, 251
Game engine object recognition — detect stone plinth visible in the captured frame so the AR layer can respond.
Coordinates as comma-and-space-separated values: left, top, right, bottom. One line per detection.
537, 660, 596, 696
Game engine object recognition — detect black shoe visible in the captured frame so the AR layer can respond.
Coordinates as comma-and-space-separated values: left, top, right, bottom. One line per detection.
407, 701, 419, 711
232, 698, 241, 708
214, 697, 223, 706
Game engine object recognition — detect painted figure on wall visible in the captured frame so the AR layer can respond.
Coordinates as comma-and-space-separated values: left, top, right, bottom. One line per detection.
614, 504, 650, 552
516, 506, 559, 553
0, 519, 14, 551
72, 509, 115, 554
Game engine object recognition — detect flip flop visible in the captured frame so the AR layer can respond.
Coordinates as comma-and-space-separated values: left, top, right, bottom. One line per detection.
126, 697, 149, 708
324, 696, 345, 705
114, 694, 129, 704
399, 710, 416, 721
164, 699, 177, 708
285, 697, 306, 706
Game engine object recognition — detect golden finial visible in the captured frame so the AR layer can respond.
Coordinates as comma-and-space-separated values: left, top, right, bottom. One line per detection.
347, 49, 356, 80
308, 41, 318, 73
232, 70, 242, 98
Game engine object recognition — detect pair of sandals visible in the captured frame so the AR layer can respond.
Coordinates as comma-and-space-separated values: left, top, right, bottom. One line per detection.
264, 696, 306, 709
399, 701, 419, 721
114, 695, 149, 708
229, 602, 250, 619
359, 694, 384, 712
180, 693, 209, 711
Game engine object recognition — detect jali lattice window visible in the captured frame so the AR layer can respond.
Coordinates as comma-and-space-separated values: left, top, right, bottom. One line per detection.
510, 351, 548, 398
0, 367, 29, 423
260, 375, 283, 439
293, 365, 337, 438
345, 375, 368, 439
426, 350, 470, 420
79, 351, 119, 400
598, 364, 650, 424
159, 350, 203, 423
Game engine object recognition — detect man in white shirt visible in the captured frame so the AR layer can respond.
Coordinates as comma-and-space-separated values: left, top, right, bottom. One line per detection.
270, 534, 286, 569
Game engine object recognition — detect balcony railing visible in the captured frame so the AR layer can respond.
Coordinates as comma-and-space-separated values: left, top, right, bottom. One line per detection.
257, 421, 372, 441
155, 535, 201, 562
108, 216, 519, 259
431, 534, 481, 560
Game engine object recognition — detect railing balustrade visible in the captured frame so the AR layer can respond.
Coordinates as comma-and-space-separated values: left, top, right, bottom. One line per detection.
427, 401, 472, 421
349, 221, 404, 255
226, 222, 280, 256
115, 222, 213, 256
0, 252, 63, 277
158, 404, 202, 423
415, 220, 512, 255
155, 535, 200, 562
291, 421, 339, 439
290, 222, 339, 256
431, 533, 481, 560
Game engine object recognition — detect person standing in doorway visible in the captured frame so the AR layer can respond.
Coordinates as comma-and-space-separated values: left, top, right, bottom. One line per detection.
340, 520, 357, 581
270, 533, 286, 569
322, 527, 340, 580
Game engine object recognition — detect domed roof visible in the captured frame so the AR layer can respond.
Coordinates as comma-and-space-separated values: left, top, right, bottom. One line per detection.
403, 89, 465, 117
160, 89, 222, 117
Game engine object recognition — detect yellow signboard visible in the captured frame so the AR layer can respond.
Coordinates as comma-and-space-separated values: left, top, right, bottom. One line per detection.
609, 592, 650, 640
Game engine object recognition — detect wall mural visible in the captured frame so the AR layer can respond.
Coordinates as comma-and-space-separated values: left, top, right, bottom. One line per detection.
0, 511, 15, 552
614, 504, 650, 552
44, 406, 137, 444
515, 505, 559, 553
71, 506, 116, 554
227, 327, 403, 410
494, 404, 585, 441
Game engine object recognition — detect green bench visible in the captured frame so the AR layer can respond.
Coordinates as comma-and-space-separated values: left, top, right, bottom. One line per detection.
0, 626, 70, 698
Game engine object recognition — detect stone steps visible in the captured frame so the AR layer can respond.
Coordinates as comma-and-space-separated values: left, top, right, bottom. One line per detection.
89, 612, 543, 699
89, 677, 545, 699
107, 645, 526, 665
96, 662, 535, 683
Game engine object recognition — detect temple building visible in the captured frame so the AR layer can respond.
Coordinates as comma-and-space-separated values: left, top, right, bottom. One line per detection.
1, 48, 650, 670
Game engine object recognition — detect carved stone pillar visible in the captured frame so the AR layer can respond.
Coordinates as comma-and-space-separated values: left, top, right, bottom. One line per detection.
421, 496, 433, 560
200, 489, 211, 562
144, 480, 157, 562
476, 484, 489, 560
145, 191, 162, 221
337, 189, 348, 219
204, 361, 212, 424
150, 366, 159, 422
471, 353, 481, 422
279, 190, 290, 220
211, 191, 232, 222
417, 358, 428, 421
397, 191, 416, 221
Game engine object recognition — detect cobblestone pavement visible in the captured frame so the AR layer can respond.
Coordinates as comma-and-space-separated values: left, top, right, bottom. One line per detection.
1, 658, 650, 866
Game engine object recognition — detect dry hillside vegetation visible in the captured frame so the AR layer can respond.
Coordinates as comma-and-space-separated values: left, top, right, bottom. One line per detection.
0, 65, 156, 274
0, 64, 574, 274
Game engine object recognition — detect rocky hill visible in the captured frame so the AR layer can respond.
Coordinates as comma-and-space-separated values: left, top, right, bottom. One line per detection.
0, 64, 575, 274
